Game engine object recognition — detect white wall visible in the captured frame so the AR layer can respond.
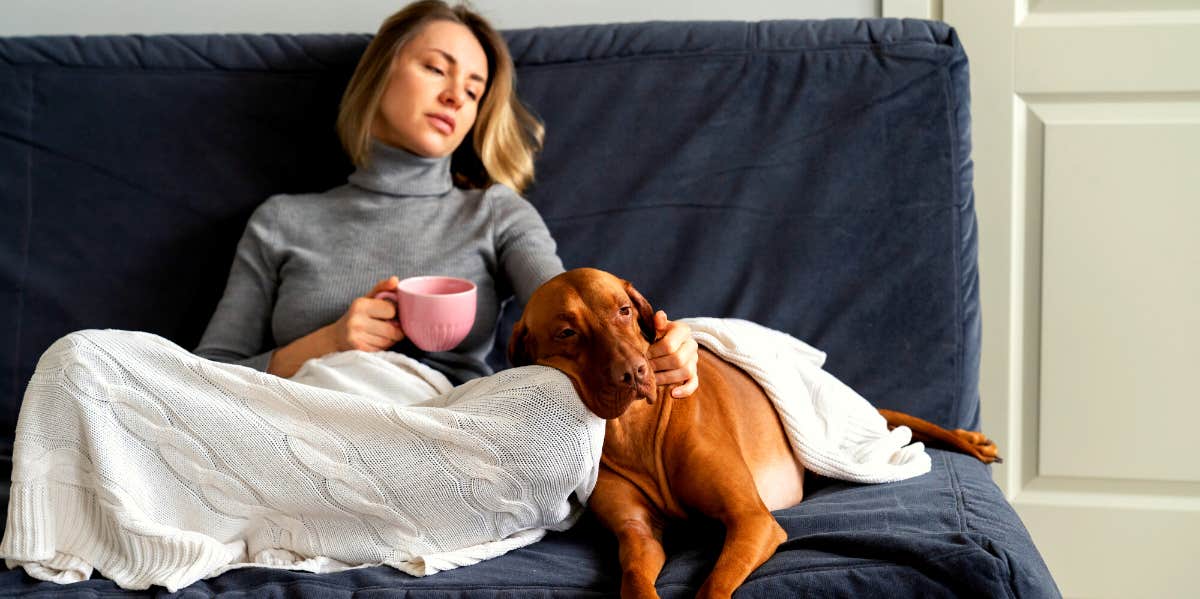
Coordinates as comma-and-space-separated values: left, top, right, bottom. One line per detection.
1, 0, 879, 36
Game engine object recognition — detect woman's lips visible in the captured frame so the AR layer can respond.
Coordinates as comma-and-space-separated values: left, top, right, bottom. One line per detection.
427, 114, 454, 135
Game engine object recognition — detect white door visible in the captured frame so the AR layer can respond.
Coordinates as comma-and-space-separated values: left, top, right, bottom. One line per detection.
884, 1, 1200, 597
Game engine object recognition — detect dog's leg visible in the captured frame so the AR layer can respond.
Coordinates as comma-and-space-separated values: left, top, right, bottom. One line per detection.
878, 408, 1002, 464
698, 509, 785, 599
670, 441, 787, 599
590, 470, 668, 599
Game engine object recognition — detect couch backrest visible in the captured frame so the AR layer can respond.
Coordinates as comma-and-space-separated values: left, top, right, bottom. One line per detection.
0, 20, 980, 472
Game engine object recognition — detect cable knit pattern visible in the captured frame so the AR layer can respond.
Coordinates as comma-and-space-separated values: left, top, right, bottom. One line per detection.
0, 330, 604, 591
683, 318, 932, 483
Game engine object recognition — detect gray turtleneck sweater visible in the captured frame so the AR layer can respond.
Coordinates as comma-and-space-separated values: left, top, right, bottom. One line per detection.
194, 141, 564, 383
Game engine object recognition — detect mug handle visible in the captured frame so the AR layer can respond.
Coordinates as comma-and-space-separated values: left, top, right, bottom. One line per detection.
373, 290, 401, 323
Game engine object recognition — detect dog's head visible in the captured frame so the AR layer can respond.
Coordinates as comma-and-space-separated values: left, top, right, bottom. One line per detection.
508, 268, 658, 419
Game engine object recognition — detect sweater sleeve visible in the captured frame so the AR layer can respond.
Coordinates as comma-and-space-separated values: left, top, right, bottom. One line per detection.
194, 197, 281, 371
488, 185, 565, 306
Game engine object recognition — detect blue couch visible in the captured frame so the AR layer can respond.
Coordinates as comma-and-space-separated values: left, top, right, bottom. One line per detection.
0, 19, 1060, 597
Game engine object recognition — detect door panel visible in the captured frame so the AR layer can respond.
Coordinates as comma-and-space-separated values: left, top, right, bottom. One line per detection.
888, 0, 1200, 596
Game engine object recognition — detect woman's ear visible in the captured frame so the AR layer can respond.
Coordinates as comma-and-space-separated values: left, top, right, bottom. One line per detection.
507, 321, 534, 367
623, 280, 657, 343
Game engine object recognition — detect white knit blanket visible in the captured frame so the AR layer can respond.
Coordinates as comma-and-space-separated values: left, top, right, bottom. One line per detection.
682, 318, 931, 483
1, 320, 929, 591
0, 330, 605, 591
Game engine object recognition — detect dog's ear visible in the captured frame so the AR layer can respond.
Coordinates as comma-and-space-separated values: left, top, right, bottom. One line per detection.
623, 280, 657, 343
507, 320, 534, 367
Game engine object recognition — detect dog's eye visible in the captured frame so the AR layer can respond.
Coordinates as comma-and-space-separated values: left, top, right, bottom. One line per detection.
619, 306, 632, 317
556, 329, 576, 340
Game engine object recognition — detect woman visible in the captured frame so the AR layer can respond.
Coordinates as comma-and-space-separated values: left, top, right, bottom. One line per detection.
0, 3, 700, 587
194, 0, 700, 395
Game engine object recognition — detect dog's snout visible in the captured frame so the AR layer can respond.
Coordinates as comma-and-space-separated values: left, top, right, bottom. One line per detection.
612, 354, 649, 388
617, 360, 647, 386
614, 345, 652, 391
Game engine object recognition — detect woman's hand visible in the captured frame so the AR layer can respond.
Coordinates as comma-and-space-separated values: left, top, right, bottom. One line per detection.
325, 276, 407, 352
648, 311, 700, 398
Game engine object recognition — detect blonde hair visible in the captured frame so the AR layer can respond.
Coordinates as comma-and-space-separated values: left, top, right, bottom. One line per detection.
337, 0, 544, 194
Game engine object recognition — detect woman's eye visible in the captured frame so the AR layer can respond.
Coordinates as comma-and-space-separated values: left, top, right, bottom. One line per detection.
556, 329, 576, 340
467, 90, 478, 101
425, 65, 444, 75
619, 306, 632, 316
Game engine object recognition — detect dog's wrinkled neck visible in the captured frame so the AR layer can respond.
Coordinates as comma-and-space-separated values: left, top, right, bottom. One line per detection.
654, 385, 674, 405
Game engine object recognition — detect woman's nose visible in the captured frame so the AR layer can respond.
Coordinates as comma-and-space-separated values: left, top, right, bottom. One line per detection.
439, 85, 464, 108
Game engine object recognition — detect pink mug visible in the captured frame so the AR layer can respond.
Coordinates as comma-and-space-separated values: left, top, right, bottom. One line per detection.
374, 276, 477, 352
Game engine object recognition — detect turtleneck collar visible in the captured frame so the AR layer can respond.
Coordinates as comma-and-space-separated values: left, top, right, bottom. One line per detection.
347, 139, 454, 197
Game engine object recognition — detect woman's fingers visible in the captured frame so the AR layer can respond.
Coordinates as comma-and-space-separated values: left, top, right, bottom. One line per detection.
672, 371, 700, 398
353, 296, 398, 320
369, 275, 400, 296
357, 330, 397, 351
350, 317, 404, 350
647, 312, 700, 398
330, 296, 406, 352
359, 303, 405, 339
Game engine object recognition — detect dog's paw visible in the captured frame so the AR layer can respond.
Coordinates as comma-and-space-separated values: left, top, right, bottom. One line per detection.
953, 429, 1002, 464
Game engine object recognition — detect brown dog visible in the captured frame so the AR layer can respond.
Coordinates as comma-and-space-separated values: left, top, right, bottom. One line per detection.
508, 268, 999, 599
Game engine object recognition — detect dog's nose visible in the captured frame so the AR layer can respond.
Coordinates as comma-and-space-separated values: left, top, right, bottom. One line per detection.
612, 354, 649, 388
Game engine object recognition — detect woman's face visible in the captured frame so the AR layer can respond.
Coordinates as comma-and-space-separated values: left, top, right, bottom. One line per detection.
373, 20, 489, 158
